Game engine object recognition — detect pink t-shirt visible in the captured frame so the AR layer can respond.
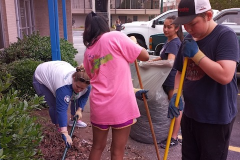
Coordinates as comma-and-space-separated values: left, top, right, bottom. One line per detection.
84, 31, 143, 125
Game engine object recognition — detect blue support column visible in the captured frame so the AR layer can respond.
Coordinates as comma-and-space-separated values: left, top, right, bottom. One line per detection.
48, 0, 61, 60
62, 0, 68, 40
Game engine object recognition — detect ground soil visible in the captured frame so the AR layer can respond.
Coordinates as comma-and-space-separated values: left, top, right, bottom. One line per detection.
32, 102, 182, 160
32, 108, 147, 160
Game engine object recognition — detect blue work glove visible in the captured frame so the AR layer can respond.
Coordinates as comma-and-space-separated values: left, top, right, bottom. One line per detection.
182, 38, 206, 65
167, 93, 184, 119
135, 89, 149, 100
61, 131, 72, 148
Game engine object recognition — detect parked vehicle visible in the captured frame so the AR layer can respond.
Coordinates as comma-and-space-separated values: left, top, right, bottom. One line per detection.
149, 8, 240, 54
214, 8, 240, 36
149, 8, 240, 72
121, 9, 219, 50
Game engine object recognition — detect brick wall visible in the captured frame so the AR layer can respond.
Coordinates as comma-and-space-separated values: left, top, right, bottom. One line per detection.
34, 0, 73, 43
5, 0, 18, 44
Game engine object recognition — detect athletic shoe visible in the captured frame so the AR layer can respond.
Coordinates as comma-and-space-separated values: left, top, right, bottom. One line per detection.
68, 120, 87, 128
178, 138, 182, 145
160, 137, 178, 149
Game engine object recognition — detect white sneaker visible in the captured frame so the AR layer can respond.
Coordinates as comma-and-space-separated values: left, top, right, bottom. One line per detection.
68, 120, 87, 128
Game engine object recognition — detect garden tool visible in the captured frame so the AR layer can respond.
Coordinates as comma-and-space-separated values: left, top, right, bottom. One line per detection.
134, 60, 161, 160
61, 115, 79, 160
163, 57, 188, 160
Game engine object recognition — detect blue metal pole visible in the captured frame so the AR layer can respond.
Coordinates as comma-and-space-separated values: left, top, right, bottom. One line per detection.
48, 0, 61, 60
62, 0, 68, 40
54, 0, 61, 60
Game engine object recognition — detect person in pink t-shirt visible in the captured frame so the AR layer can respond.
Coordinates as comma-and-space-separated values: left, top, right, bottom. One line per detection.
83, 11, 149, 160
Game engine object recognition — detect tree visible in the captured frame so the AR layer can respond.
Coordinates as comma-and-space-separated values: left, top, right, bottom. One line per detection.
210, 0, 240, 10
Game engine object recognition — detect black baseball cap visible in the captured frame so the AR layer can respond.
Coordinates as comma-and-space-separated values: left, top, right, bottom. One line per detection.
173, 0, 211, 24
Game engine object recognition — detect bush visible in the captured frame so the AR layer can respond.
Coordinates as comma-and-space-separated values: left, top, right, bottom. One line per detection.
1, 59, 43, 98
0, 31, 78, 67
0, 75, 45, 159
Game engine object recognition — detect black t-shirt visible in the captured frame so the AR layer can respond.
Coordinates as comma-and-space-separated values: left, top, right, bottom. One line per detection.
160, 38, 181, 87
174, 25, 240, 124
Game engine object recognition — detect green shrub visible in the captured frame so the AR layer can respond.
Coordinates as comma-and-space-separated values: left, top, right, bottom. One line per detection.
4, 59, 43, 98
0, 31, 78, 66
0, 75, 45, 159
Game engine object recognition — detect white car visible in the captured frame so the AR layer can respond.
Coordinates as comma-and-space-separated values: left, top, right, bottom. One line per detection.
121, 9, 219, 49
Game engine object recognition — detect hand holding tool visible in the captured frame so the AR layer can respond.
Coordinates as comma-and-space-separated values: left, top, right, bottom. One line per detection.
61, 131, 72, 148
135, 89, 149, 100
163, 57, 188, 160
167, 93, 184, 119
182, 39, 205, 65
134, 60, 161, 160
61, 115, 79, 160
75, 109, 82, 120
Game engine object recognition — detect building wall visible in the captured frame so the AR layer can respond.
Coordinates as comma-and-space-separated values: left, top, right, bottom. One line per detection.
72, 0, 163, 27
0, 0, 9, 47
34, 0, 73, 43
72, 14, 86, 28
5, 0, 18, 44
33, 0, 50, 36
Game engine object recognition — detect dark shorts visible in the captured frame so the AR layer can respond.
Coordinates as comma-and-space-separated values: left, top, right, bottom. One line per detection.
181, 113, 235, 160
91, 119, 137, 130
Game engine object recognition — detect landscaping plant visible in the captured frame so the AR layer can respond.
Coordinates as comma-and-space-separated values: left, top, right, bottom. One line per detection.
0, 74, 45, 159
0, 31, 78, 67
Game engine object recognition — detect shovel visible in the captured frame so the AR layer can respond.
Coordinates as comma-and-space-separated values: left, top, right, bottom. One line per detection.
61, 115, 79, 160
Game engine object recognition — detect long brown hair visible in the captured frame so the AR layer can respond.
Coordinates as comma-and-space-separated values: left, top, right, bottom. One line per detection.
83, 11, 110, 48
166, 15, 184, 41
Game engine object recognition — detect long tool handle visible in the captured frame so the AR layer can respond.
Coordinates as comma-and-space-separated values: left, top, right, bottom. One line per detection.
163, 57, 188, 160
134, 60, 161, 160
61, 115, 79, 160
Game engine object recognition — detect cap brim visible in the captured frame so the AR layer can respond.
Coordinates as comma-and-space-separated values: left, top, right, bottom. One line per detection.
172, 14, 198, 25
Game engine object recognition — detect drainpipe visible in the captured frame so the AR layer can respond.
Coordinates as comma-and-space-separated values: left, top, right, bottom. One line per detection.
160, 0, 163, 13
92, 0, 95, 12
62, 0, 68, 40
48, 0, 61, 60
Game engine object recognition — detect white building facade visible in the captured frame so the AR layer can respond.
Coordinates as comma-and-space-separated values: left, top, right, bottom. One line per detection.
72, 0, 178, 28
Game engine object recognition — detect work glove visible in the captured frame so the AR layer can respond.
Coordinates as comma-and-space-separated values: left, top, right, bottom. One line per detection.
130, 36, 137, 44
168, 93, 184, 119
75, 109, 82, 120
134, 88, 149, 100
182, 38, 206, 65
61, 131, 72, 148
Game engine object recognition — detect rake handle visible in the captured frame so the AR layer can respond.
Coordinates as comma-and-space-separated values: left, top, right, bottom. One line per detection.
134, 60, 161, 160
163, 57, 188, 160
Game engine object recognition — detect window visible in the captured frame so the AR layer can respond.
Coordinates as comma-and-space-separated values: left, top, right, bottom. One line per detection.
16, 0, 35, 39
215, 12, 240, 25
119, 16, 127, 23
133, 16, 137, 21
0, 4, 4, 49
156, 10, 177, 24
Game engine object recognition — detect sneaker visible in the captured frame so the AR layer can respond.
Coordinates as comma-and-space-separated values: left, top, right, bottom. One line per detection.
178, 138, 182, 145
68, 120, 87, 128
160, 138, 178, 149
